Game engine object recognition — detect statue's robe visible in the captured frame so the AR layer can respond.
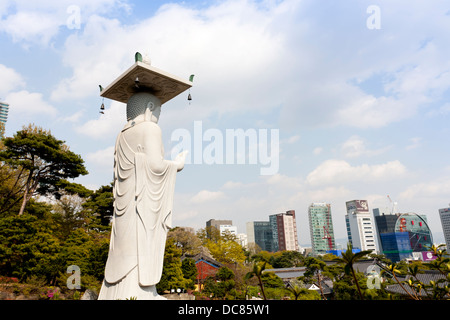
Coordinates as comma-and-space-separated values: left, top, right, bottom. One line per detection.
98, 119, 178, 300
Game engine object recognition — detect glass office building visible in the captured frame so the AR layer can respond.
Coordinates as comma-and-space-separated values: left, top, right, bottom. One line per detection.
374, 210, 433, 262
0, 101, 9, 133
380, 232, 413, 262
246, 221, 275, 252
308, 203, 336, 256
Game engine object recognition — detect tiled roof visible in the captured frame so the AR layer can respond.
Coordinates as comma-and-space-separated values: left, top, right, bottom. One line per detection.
385, 270, 449, 298
181, 252, 224, 268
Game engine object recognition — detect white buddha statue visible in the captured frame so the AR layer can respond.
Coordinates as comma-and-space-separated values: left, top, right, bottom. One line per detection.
98, 92, 187, 300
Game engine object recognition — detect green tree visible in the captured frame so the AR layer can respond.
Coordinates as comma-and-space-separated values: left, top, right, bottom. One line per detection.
157, 238, 188, 294
82, 184, 113, 229
198, 228, 246, 265
245, 261, 267, 300
59, 228, 95, 276
169, 227, 202, 256
272, 251, 304, 268
0, 214, 61, 282
333, 242, 372, 300
384, 262, 418, 300
52, 194, 87, 241
250, 250, 276, 268
215, 266, 236, 299
0, 162, 28, 216
286, 279, 304, 300
0, 125, 88, 215
181, 258, 198, 290
58, 227, 109, 283
261, 271, 284, 288
302, 256, 327, 300
332, 275, 361, 300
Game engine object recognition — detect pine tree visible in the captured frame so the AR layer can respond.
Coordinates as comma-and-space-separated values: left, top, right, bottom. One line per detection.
156, 238, 188, 294
0, 124, 88, 215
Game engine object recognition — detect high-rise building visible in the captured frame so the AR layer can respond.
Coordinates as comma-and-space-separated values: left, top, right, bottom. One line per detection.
206, 219, 233, 239
439, 207, 450, 249
0, 101, 9, 133
246, 221, 275, 252
308, 203, 336, 256
345, 200, 377, 252
372, 207, 393, 251
206, 219, 232, 231
374, 209, 433, 262
236, 233, 248, 248
269, 210, 299, 252
379, 232, 412, 262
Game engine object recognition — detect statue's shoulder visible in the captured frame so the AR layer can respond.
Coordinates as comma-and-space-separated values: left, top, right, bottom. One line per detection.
123, 120, 161, 133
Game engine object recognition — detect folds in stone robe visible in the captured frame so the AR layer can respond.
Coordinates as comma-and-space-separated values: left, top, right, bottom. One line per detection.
103, 121, 178, 287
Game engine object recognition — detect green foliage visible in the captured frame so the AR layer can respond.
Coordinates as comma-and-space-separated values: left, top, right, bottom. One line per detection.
157, 238, 189, 294
82, 184, 113, 229
0, 162, 27, 216
261, 272, 284, 288
197, 228, 246, 265
181, 258, 197, 290
201, 266, 236, 299
245, 261, 267, 300
0, 214, 62, 282
333, 242, 372, 300
295, 288, 321, 300
271, 251, 304, 268
1, 125, 448, 301
169, 227, 202, 256
0, 125, 111, 298
0, 124, 88, 215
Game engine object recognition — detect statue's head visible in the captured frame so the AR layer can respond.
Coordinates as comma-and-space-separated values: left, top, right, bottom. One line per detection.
126, 92, 161, 123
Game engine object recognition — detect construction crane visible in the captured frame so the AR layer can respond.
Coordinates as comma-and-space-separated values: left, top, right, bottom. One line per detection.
323, 226, 333, 251
387, 195, 398, 214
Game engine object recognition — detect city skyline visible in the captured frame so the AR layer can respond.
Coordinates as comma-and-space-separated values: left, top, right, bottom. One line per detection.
195, 200, 446, 250
1, 1, 449, 246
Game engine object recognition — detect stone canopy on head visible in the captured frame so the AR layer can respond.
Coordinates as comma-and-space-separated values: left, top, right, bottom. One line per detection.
99, 52, 193, 108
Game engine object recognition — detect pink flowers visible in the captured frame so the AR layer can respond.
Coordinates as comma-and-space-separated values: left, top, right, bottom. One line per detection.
46, 287, 60, 300
0, 276, 19, 283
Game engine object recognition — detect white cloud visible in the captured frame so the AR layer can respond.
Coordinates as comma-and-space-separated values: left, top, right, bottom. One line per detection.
85, 145, 114, 167
50, 0, 293, 118
0, 11, 60, 45
5, 90, 57, 116
405, 137, 422, 150
75, 101, 125, 140
263, 173, 302, 190
0, 64, 25, 96
58, 110, 85, 123
313, 147, 323, 156
282, 135, 300, 144
2, 0, 449, 244
399, 179, 450, 202
190, 190, 226, 204
305, 186, 353, 205
222, 181, 246, 190
340, 135, 391, 158
427, 102, 450, 117
306, 159, 407, 186
0, 0, 131, 46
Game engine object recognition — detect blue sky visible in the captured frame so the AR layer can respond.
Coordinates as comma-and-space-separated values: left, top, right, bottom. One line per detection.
1, 0, 450, 247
